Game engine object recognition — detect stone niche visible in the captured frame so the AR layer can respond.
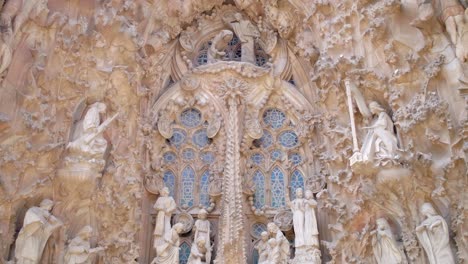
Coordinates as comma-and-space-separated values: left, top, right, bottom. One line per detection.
0, 0, 467, 264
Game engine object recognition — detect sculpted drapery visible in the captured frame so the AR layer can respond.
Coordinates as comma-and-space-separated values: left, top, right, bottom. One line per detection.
153, 187, 177, 249
371, 218, 403, 264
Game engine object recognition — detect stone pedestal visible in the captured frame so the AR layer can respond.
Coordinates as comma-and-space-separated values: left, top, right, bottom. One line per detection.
291, 246, 321, 264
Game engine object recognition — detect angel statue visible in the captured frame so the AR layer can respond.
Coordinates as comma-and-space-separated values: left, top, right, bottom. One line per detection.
223, 13, 260, 63
347, 81, 398, 163
207, 30, 233, 64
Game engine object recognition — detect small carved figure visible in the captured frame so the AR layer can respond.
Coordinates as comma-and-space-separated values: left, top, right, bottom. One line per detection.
14, 199, 63, 264
64, 226, 105, 264
267, 222, 290, 263
286, 188, 306, 248
152, 223, 184, 264
153, 187, 177, 249
416, 203, 455, 264
223, 13, 259, 63
192, 209, 211, 263
371, 218, 403, 264
207, 30, 233, 64
187, 238, 207, 264
304, 190, 319, 248
266, 238, 280, 264
254, 231, 269, 264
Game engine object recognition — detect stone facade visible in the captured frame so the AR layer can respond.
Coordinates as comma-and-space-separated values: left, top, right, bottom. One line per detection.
0, 0, 467, 263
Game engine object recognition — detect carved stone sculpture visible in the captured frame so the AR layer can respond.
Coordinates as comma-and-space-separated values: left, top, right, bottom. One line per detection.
371, 218, 403, 264
223, 13, 259, 63
152, 223, 184, 264
153, 187, 177, 249
287, 188, 306, 248
0, 33, 12, 76
254, 231, 269, 264
64, 226, 105, 264
192, 209, 211, 263
416, 203, 455, 264
187, 238, 208, 264
266, 238, 280, 263
267, 222, 290, 263
14, 199, 63, 264
207, 30, 233, 64
304, 190, 319, 248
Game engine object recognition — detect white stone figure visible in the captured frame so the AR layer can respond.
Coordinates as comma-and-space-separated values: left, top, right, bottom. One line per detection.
287, 188, 305, 248
266, 238, 280, 264
67, 102, 118, 159
153, 187, 177, 249
416, 203, 455, 264
207, 30, 233, 64
152, 223, 184, 264
304, 190, 319, 248
371, 218, 403, 264
0, 32, 12, 76
223, 13, 260, 64
267, 222, 290, 263
64, 226, 105, 264
187, 238, 207, 264
14, 199, 63, 264
192, 209, 211, 263
254, 231, 269, 264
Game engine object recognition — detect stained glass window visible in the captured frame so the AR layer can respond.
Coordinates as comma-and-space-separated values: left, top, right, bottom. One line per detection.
253, 170, 265, 208
278, 131, 299, 148
201, 151, 215, 164
200, 170, 210, 207
163, 171, 175, 197
169, 129, 186, 148
181, 166, 195, 207
289, 153, 302, 166
182, 148, 196, 161
253, 130, 273, 148
271, 149, 283, 161
179, 242, 191, 264
192, 129, 210, 148
180, 108, 202, 128
251, 153, 264, 165
252, 249, 259, 264
290, 170, 305, 200
252, 222, 267, 237
271, 167, 285, 208
263, 109, 286, 129
163, 152, 177, 164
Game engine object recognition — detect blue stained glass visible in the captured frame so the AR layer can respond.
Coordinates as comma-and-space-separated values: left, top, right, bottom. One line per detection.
251, 153, 264, 165
271, 167, 285, 208
169, 129, 186, 148
252, 222, 267, 237
253, 170, 265, 208
289, 153, 302, 165
180, 108, 202, 128
200, 170, 210, 207
253, 130, 273, 148
192, 129, 210, 148
252, 249, 259, 264
163, 171, 175, 198
181, 166, 195, 207
179, 242, 191, 264
279, 131, 299, 149
182, 148, 196, 161
263, 109, 286, 129
201, 152, 215, 164
163, 152, 177, 164
271, 149, 283, 161
290, 170, 305, 200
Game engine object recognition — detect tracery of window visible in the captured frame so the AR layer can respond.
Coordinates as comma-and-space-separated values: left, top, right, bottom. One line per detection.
248, 108, 306, 213
179, 242, 191, 264
193, 34, 269, 67
161, 107, 217, 210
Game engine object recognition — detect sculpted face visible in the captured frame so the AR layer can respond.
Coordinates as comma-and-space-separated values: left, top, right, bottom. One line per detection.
198, 209, 208, 219
161, 187, 170, 197
261, 231, 268, 242
305, 190, 313, 199
421, 203, 436, 217
296, 188, 303, 199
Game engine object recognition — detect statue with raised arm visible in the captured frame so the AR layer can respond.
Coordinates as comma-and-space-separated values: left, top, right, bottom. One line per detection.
349, 84, 398, 163
371, 218, 403, 264
192, 209, 211, 263
152, 223, 184, 264
153, 187, 177, 249
207, 30, 233, 64
14, 199, 63, 264
416, 203, 455, 264
64, 226, 105, 264
223, 13, 259, 64
267, 222, 290, 263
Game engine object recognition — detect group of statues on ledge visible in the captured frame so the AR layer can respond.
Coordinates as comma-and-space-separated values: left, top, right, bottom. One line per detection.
13, 199, 104, 264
